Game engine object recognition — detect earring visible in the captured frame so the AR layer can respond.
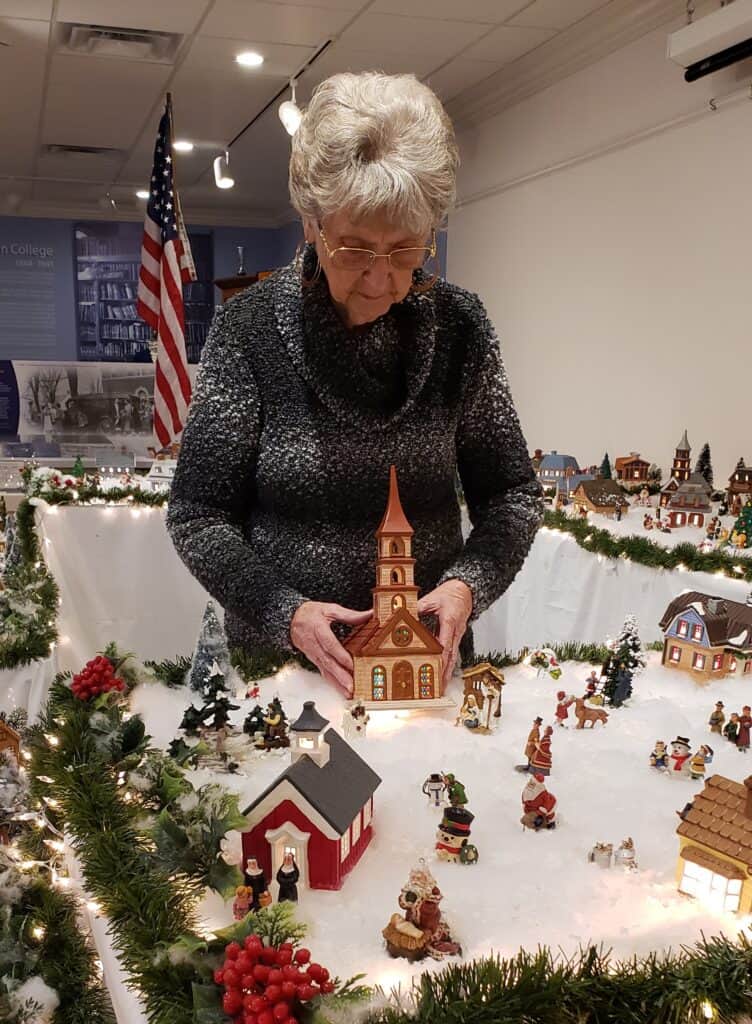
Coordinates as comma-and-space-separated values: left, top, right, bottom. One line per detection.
410, 254, 439, 295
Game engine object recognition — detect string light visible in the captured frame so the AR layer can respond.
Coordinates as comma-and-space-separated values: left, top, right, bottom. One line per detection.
44, 734, 59, 746
43, 839, 65, 852
31, 925, 46, 940
702, 999, 716, 1020
86, 900, 102, 914
36, 775, 54, 784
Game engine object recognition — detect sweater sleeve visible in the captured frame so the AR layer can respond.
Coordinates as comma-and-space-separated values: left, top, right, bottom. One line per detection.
166, 300, 307, 653
436, 295, 543, 617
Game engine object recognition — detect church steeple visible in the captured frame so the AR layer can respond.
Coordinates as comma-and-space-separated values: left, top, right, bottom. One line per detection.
671, 429, 691, 483
373, 466, 418, 625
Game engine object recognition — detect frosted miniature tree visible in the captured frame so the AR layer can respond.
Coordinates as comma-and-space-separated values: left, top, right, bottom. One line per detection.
3, 514, 21, 579
600, 453, 612, 480
602, 615, 646, 706
694, 442, 713, 487
188, 601, 230, 693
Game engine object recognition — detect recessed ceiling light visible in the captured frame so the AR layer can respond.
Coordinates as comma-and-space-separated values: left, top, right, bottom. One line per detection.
173, 139, 194, 153
136, 189, 150, 199
236, 50, 264, 68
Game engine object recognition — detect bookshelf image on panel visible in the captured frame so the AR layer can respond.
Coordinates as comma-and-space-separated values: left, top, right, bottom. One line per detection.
74, 222, 215, 363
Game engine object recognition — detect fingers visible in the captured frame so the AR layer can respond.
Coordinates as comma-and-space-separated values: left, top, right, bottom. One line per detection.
329, 604, 373, 625
314, 624, 354, 697
316, 653, 353, 698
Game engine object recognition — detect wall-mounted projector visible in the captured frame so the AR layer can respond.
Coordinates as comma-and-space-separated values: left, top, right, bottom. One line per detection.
668, 0, 752, 81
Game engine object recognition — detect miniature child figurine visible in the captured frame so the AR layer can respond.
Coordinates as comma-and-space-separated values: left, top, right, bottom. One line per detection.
382, 861, 462, 961
276, 853, 299, 903
668, 736, 692, 778
587, 842, 613, 868
529, 725, 553, 776
245, 683, 261, 700
422, 772, 445, 807
583, 670, 600, 701
554, 691, 575, 727
708, 701, 725, 734
457, 692, 482, 730
232, 885, 253, 920
614, 837, 638, 870
738, 706, 752, 753
689, 744, 713, 780
643, 513, 654, 531
520, 774, 557, 831
650, 740, 668, 769
243, 857, 272, 911
724, 712, 740, 744
435, 806, 479, 864
342, 701, 370, 740
443, 773, 468, 807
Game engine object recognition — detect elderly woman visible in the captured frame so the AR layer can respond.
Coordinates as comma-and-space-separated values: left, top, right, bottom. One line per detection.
167, 72, 542, 697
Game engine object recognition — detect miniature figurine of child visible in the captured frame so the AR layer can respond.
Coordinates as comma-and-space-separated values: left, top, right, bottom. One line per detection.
521, 774, 557, 831
443, 773, 468, 807
650, 740, 668, 770
529, 725, 553, 776
724, 712, 740, 744
668, 736, 692, 777
246, 683, 261, 700
738, 706, 752, 753
583, 671, 602, 705
243, 857, 271, 911
342, 701, 370, 740
232, 885, 253, 920
276, 853, 299, 903
689, 744, 713, 780
554, 691, 575, 727
614, 837, 638, 870
422, 772, 445, 807
708, 701, 725, 734
643, 513, 654, 531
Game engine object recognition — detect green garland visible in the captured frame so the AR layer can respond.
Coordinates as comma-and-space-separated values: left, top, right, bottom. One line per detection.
543, 509, 752, 582
478, 642, 612, 669
0, 498, 59, 670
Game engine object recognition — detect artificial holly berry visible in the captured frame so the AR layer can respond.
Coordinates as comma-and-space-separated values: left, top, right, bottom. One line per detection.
267, 969, 284, 986
293, 949, 310, 965
264, 985, 282, 1005
272, 1003, 290, 1022
281, 982, 296, 1001
257, 1012, 274, 1024
223, 991, 244, 1016
320, 982, 335, 995
223, 967, 241, 990
71, 655, 125, 701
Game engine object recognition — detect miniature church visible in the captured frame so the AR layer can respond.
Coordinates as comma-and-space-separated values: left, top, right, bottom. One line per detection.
344, 466, 451, 709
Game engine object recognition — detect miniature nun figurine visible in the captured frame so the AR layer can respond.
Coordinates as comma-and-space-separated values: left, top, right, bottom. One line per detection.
243, 857, 271, 911
276, 852, 300, 903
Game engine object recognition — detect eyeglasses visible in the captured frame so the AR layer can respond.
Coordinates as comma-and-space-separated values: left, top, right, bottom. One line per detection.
318, 224, 436, 272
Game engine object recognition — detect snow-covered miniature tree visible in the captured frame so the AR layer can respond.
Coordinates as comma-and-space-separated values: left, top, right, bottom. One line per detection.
600, 453, 612, 480
200, 662, 238, 732
732, 501, 752, 549
3, 513, 21, 579
647, 463, 662, 483
188, 601, 230, 693
602, 615, 646, 707
694, 442, 713, 487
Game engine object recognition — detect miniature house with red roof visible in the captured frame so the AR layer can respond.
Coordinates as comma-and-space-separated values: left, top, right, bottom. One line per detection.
241, 702, 381, 891
344, 466, 452, 709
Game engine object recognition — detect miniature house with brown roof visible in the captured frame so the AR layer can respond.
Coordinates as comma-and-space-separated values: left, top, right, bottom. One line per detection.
0, 715, 20, 763
664, 473, 712, 528
727, 459, 752, 516
614, 453, 650, 485
659, 591, 752, 681
571, 479, 629, 519
676, 774, 752, 914
344, 466, 451, 709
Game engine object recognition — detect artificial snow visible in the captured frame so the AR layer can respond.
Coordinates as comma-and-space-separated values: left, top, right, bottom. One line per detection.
131, 653, 752, 995
8, 976, 60, 1023
729, 630, 749, 646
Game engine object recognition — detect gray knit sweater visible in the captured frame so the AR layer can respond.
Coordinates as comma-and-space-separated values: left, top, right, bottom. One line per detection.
166, 252, 543, 660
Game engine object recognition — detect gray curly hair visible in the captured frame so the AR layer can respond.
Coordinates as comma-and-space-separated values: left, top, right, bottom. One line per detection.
289, 72, 459, 235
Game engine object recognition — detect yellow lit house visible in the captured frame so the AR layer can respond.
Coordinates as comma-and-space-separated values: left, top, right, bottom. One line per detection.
676, 774, 752, 914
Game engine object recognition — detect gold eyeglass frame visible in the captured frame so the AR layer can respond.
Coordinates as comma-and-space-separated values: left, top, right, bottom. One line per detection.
317, 223, 437, 271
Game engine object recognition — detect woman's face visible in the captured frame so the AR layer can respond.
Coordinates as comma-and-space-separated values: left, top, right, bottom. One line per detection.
306, 211, 429, 328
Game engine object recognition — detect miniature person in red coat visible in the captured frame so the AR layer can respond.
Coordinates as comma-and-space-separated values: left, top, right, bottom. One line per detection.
530, 726, 553, 776
737, 706, 752, 753
521, 773, 557, 830
555, 692, 575, 727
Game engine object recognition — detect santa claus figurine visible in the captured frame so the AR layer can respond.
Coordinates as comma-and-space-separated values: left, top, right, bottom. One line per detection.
668, 736, 692, 778
521, 773, 557, 831
555, 692, 575, 727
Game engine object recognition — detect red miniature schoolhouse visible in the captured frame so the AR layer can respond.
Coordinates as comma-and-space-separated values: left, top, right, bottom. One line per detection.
241, 701, 381, 891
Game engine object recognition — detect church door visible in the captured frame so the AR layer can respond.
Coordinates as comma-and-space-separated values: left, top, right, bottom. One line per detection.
392, 661, 414, 700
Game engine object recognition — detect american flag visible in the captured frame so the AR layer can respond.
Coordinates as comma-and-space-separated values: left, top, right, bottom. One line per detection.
137, 93, 196, 449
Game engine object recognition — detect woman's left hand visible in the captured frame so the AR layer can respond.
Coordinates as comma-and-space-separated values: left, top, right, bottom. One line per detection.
417, 579, 473, 685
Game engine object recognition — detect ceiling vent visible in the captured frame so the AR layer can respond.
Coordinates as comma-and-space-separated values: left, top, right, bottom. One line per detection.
42, 144, 122, 158
54, 22, 183, 63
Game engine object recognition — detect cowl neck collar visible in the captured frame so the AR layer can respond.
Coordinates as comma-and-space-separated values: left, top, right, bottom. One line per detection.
273, 245, 437, 432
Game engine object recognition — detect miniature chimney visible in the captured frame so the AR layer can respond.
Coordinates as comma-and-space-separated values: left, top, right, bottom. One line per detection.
745, 777, 752, 819
746, 591, 752, 608
289, 701, 330, 768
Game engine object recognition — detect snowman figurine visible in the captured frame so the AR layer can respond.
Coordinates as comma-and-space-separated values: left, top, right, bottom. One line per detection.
667, 735, 693, 779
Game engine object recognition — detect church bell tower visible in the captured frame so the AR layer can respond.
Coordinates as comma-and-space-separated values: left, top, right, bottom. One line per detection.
373, 466, 418, 626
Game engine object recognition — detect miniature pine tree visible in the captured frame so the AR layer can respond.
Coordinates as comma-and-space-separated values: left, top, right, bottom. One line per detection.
188, 601, 230, 692
732, 501, 752, 548
694, 442, 713, 487
600, 453, 612, 479
647, 463, 662, 483
0, 495, 6, 533
178, 703, 207, 736
602, 615, 646, 706
243, 704, 266, 736
3, 514, 21, 579
72, 455, 85, 478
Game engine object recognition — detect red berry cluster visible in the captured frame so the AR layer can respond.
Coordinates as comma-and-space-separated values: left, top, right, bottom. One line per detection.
214, 937, 335, 1024
71, 656, 125, 701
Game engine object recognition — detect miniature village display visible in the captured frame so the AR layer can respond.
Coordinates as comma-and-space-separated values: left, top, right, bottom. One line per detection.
342, 701, 370, 740
659, 591, 752, 681
676, 775, 752, 914
727, 459, 752, 516
242, 702, 381, 891
573, 698, 609, 729
344, 466, 451, 709
571, 479, 630, 519
614, 453, 650, 485
521, 774, 557, 831
659, 431, 713, 528
435, 804, 478, 864
460, 662, 505, 729
382, 861, 462, 961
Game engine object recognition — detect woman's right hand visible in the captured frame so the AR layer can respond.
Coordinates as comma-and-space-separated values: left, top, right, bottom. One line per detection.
290, 601, 372, 698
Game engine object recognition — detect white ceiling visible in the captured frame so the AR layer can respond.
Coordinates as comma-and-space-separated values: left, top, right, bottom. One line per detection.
0, 0, 649, 225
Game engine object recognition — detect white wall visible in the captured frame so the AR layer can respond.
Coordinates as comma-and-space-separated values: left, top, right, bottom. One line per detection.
448, 11, 750, 485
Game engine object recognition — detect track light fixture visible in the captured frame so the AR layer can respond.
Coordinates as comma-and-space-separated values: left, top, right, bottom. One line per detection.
213, 150, 234, 189
279, 78, 302, 136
